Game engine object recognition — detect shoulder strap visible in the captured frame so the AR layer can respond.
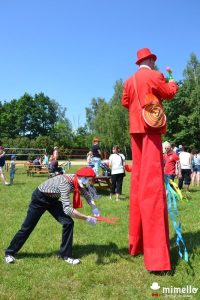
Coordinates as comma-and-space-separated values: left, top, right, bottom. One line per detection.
116, 153, 124, 166
133, 75, 142, 109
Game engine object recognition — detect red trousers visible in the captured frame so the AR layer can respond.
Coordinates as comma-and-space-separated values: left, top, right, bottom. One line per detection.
129, 133, 171, 271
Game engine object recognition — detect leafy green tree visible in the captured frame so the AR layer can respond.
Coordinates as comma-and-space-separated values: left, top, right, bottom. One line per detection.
0, 92, 70, 139
15, 93, 35, 136
164, 53, 200, 148
85, 80, 130, 156
16, 93, 60, 137
95, 80, 129, 152
85, 97, 106, 133
0, 99, 19, 138
108, 80, 129, 154
51, 119, 73, 148
72, 125, 91, 148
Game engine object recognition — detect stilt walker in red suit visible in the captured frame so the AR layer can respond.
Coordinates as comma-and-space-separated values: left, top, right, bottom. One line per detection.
121, 48, 179, 271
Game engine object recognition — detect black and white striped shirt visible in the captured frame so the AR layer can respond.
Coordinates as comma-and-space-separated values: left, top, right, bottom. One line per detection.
38, 174, 92, 216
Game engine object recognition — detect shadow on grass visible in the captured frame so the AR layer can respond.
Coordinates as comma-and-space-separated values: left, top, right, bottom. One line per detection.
73, 242, 132, 264
16, 243, 133, 265
17, 251, 58, 259
8, 182, 29, 186
15, 231, 200, 275
170, 230, 200, 276
187, 189, 200, 193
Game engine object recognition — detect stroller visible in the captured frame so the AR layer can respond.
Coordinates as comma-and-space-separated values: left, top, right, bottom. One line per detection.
100, 162, 111, 177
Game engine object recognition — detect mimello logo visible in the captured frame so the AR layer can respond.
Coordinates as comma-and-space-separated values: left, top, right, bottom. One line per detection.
150, 282, 160, 290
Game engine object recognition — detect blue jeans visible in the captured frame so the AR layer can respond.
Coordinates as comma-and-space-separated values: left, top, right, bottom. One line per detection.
10, 169, 15, 180
92, 157, 101, 176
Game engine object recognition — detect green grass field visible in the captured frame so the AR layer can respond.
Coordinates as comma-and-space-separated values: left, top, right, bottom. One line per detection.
0, 166, 199, 300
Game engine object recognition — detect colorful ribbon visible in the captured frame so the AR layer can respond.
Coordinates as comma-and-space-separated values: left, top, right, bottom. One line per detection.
165, 175, 188, 262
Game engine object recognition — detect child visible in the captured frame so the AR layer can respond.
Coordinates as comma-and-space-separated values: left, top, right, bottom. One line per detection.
10, 155, 16, 184
66, 159, 71, 170
87, 151, 94, 168
42, 153, 49, 166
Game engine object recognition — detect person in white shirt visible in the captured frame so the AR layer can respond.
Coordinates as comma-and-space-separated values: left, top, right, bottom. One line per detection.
178, 146, 193, 192
109, 145, 125, 201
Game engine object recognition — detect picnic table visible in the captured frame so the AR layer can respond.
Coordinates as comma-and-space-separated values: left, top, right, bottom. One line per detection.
94, 176, 111, 190
24, 162, 49, 176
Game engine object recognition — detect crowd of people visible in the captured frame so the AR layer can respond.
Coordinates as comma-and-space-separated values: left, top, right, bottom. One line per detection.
163, 142, 200, 191
87, 139, 126, 201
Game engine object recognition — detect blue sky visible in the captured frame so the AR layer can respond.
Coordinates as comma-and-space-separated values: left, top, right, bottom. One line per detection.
0, 0, 199, 129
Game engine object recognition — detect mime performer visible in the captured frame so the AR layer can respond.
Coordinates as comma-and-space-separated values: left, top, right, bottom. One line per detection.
121, 48, 179, 271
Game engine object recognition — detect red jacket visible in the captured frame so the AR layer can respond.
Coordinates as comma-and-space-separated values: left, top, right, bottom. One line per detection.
121, 67, 179, 134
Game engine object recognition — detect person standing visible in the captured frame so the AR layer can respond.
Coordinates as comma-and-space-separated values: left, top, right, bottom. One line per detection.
42, 152, 49, 166
178, 146, 193, 192
66, 159, 71, 170
109, 145, 125, 201
91, 137, 102, 176
121, 48, 179, 271
191, 149, 200, 186
163, 142, 180, 181
10, 155, 16, 185
53, 146, 59, 160
87, 151, 94, 168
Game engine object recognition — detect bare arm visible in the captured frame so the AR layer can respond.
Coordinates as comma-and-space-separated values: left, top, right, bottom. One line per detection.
189, 154, 193, 170
177, 161, 182, 178
0, 151, 5, 158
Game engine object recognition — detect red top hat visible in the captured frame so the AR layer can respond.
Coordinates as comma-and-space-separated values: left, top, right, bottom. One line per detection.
135, 48, 157, 65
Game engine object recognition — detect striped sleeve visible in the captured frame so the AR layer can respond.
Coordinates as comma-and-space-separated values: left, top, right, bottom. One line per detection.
38, 175, 74, 216
80, 187, 93, 205
58, 176, 74, 216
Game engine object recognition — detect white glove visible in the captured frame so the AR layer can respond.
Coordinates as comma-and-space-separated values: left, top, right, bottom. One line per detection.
92, 207, 100, 217
86, 216, 97, 225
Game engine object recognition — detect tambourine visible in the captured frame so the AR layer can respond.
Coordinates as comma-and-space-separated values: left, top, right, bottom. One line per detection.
142, 94, 166, 128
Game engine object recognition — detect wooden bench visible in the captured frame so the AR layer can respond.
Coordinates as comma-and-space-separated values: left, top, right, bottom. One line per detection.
25, 163, 49, 176
94, 176, 111, 190
5, 162, 25, 172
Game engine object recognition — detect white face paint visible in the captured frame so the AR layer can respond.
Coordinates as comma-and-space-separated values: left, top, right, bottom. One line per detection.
78, 177, 90, 188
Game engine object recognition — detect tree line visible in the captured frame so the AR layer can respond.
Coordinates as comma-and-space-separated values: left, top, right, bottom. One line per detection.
0, 53, 199, 159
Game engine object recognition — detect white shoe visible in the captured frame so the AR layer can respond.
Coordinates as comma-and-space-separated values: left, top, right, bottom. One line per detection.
5, 255, 15, 264
63, 257, 81, 265
5, 182, 10, 186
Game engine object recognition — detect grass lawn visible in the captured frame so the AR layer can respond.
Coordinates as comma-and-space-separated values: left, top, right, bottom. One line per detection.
0, 165, 199, 300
